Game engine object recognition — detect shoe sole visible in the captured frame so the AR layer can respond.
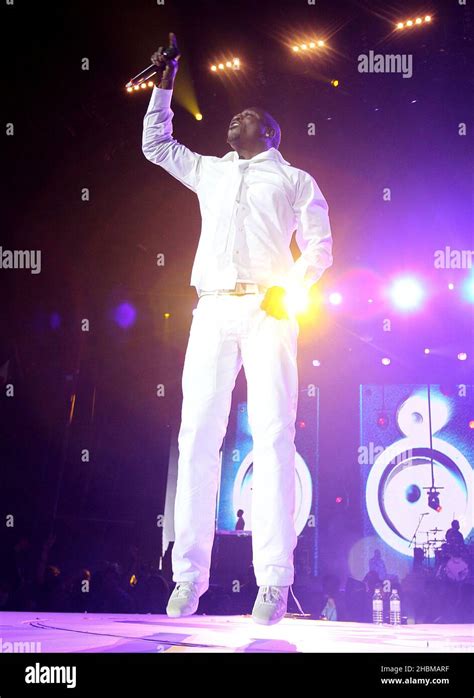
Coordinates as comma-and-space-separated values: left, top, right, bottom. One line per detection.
166, 609, 197, 618
166, 601, 199, 618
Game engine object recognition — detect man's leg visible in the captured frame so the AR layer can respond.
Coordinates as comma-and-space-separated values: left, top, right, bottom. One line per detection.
241, 297, 299, 587
172, 295, 242, 595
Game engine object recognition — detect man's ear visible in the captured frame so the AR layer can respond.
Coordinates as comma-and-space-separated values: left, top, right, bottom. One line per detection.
265, 127, 275, 139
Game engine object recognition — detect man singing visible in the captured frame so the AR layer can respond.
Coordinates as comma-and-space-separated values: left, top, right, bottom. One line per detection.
142, 33, 333, 625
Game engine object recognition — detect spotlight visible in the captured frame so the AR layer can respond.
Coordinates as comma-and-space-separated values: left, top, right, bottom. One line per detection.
377, 414, 389, 428
457, 352, 468, 361
211, 65, 217, 71
415, 17, 422, 24
389, 276, 425, 311
427, 488, 442, 512
309, 42, 315, 48
195, 113, 203, 121
425, 15, 432, 22
407, 20, 413, 26
226, 61, 232, 67
292, 46, 299, 52
317, 40, 325, 47
126, 87, 133, 92
468, 420, 474, 429
114, 302, 137, 329
381, 357, 391, 366
462, 275, 474, 302
140, 83, 146, 89
424, 348, 430, 354
134, 85, 139, 90
233, 58, 240, 65
329, 291, 342, 305
448, 282, 455, 290
312, 359, 321, 367
335, 496, 343, 504
218, 63, 224, 70
331, 79, 339, 87
147, 81, 154, 87
283, 283, 310, 315
301, 43, 308, 50
163, 312, 171, 319
396, 22, 404, 29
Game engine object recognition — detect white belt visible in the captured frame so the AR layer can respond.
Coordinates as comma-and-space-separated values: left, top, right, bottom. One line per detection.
198, 282, 267, 298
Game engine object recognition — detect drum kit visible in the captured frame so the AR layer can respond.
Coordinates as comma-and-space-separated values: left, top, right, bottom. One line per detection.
414, 529, 473, 580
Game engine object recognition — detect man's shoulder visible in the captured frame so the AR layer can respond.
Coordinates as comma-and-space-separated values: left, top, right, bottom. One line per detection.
199, 152, 235, 168
281, 162, 316, 185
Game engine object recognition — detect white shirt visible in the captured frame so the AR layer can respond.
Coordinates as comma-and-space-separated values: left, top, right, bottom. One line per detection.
142, 87, 333, 295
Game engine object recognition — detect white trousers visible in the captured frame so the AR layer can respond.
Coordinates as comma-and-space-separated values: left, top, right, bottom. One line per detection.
172, 292, 299, 594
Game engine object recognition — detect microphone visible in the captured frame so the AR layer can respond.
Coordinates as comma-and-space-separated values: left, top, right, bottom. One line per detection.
125, 46, 179, 88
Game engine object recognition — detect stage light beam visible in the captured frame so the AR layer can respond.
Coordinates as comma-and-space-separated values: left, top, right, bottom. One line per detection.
389, 277, 425, 311
329, 292, 343, 305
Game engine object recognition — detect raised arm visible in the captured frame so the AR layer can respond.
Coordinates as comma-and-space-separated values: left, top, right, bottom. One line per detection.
142, 33, 202, 192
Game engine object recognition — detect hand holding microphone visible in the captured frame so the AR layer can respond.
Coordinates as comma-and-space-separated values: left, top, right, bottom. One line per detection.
150, 32, 180, 89
125, 32, 180, 89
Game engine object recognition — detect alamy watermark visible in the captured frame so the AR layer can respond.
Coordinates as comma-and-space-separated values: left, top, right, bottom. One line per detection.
358, 51, 413, 79
0, 247, 41, 274
0, 637, 42, 653
358, 443, 414, 465
434, 246, 474, 269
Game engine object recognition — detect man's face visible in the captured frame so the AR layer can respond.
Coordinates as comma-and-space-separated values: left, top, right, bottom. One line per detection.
226, 107, 268, 149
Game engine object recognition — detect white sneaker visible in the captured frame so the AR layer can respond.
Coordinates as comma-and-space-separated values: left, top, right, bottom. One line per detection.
166, 582, 201, 618
251, 585, 289, 625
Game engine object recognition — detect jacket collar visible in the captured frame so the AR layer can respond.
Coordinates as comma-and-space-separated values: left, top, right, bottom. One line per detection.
222, 147, 290, 166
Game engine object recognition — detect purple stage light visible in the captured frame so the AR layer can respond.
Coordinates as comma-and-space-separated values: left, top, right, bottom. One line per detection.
329, 291, 343, 305
389, 276, 425, 311
114, 302, 137, 329
381, 357, 391, 366
462, 275, 474, 302
457, 352, 468, 361
49, 312, 61, 329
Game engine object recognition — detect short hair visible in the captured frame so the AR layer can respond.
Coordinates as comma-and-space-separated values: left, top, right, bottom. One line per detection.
248, 106, 282, 150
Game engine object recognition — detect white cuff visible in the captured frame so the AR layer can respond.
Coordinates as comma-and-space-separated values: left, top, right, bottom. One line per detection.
150, 85, 173, 108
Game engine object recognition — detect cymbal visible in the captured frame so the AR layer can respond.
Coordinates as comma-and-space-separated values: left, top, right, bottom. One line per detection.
429, 528, 443, 533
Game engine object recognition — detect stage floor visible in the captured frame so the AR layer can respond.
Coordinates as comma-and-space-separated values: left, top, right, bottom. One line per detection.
1, 612, 472, 653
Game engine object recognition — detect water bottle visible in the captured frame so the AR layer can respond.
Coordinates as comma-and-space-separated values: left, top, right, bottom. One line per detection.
372, 588, 383, 624
389, 589, 401, 625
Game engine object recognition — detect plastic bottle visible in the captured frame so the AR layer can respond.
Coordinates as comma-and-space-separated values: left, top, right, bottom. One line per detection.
389, 589, 401, 625
372, 588, 383, 624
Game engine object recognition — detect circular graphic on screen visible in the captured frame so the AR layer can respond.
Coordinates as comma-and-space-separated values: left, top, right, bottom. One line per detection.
366, 437, 473, 557
232, 451, 312, 536
366, 391, 473, 557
